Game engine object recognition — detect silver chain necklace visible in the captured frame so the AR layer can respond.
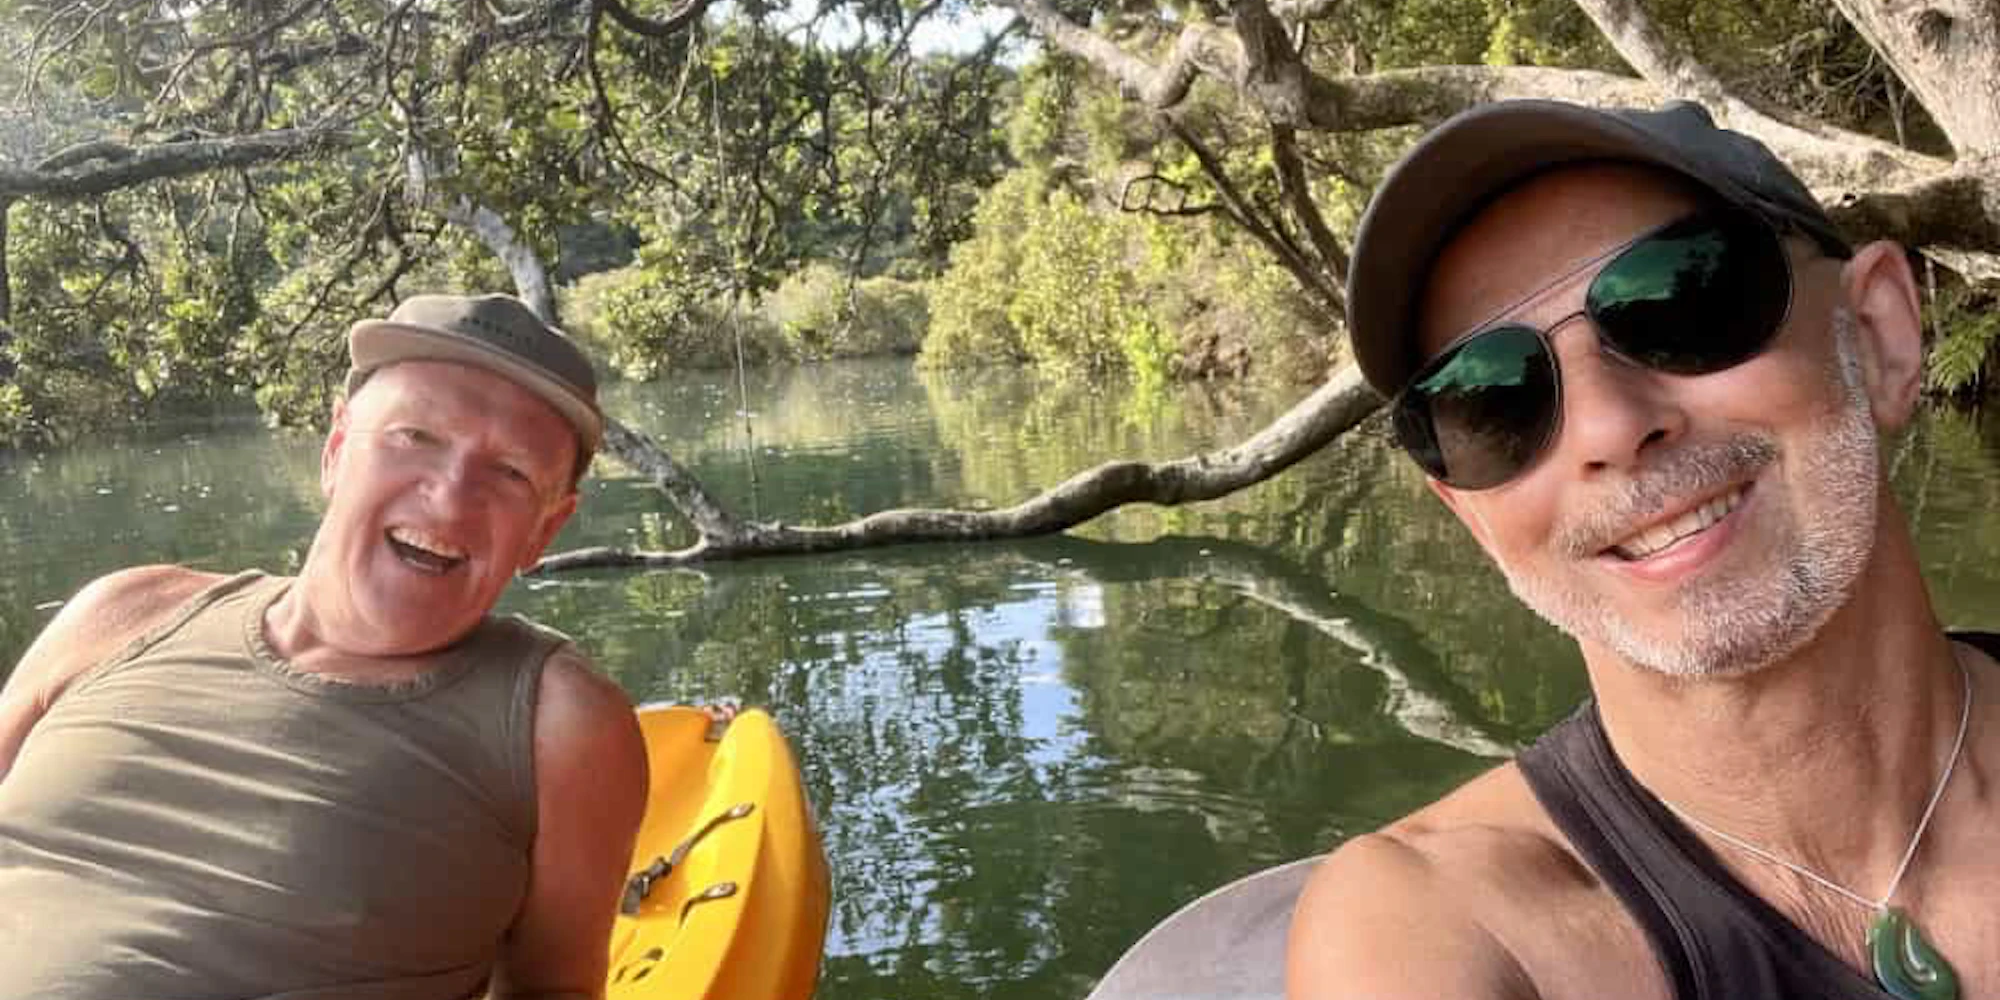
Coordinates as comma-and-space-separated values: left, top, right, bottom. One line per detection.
1651, 649, 1972, 1000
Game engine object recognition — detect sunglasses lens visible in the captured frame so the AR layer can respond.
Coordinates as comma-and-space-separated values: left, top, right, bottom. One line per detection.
1393, 210, 1793, 490
1586, 211, 1790, 374
1393, 325, 1559, 490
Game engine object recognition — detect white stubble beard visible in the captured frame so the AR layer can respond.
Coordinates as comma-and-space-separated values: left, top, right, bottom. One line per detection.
1491, 308, 1881, 678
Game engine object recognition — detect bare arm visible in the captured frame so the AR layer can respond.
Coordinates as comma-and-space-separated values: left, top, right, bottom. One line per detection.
1286, 832, 1540, 1000
489, 648, 648, 1000
0, 566, 220, 783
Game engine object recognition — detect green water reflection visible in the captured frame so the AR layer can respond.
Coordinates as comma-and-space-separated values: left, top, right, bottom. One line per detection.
5, 359, 2000, 999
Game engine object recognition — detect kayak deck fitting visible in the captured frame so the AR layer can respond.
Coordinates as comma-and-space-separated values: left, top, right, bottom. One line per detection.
606, 706, 831, 1000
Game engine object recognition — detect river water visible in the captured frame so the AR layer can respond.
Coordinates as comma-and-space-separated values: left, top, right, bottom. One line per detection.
6, 358, 2000, 998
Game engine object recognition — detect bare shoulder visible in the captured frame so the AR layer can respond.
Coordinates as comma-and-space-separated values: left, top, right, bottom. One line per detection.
4, 565, 225, 700
531, 647, 647, 799
1288, 763, 1565, 1000
491, 647, 647, 996
1289, 762, 1659, 1000
534, 648, 644, 752
0, 565, 227, 781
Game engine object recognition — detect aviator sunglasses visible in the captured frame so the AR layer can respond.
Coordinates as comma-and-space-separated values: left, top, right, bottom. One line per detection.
1390, 206, 1796, 490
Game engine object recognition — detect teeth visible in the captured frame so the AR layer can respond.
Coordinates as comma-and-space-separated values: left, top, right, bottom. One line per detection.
388, 526, 467, 561
1614, 486, 1745, 560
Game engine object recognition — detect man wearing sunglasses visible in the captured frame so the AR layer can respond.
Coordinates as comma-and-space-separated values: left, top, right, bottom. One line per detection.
1288, 101, 1997, 1000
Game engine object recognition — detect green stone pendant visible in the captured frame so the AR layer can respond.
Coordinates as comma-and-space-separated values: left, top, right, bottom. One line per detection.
1867, 907, 1958, 1000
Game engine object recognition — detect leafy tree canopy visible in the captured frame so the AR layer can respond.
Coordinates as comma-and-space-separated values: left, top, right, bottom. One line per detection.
0, 0, 1016, 438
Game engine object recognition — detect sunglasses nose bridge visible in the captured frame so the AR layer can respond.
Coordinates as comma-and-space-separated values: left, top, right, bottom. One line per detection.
1546, 326, 1689, 479
1542, 308, 1595, 348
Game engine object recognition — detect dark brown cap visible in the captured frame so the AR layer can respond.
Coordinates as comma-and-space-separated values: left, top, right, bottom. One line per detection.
1347, 100, 1851, 395
347, 293, 604, 456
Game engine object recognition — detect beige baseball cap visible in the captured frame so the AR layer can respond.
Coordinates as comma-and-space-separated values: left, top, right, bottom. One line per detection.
346, 293, 604, 457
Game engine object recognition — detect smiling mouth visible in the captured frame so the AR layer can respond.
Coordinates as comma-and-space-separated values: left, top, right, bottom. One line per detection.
1610, 485, 1748, 561
386, 526, 468, 574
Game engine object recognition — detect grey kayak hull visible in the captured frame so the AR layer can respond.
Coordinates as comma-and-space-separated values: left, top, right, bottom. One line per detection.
1085, 857, 1320, 1000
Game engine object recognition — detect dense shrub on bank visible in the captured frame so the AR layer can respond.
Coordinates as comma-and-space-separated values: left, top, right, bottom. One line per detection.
562, 265, 770, 380
921, 168, 1332, 382
2, 197, 265, 443
760, 264, 928, 361
562, 260, 928, 380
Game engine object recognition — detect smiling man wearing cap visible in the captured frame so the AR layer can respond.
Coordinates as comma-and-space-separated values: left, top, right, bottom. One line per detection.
1287, 102, 2000, 1000
0, 293, 647, 999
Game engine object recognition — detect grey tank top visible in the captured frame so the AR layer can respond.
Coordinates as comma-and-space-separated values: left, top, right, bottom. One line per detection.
0, 570, 567, 1000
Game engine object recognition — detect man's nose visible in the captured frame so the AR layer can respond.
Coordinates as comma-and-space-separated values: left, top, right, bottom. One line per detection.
1548, 322, 1687, 480
419, 452, 487, 513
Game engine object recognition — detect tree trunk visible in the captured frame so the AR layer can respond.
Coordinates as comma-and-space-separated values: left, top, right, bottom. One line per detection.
1564, 0, 1942, 193
0, 198, 13, 383
407, 149, 559, 323
1827, 0, 2000, 155
451, 199, 558, 324
0, 198, 12, 327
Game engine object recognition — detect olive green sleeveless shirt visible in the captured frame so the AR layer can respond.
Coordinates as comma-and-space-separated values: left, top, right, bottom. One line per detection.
0, 571, 568, 999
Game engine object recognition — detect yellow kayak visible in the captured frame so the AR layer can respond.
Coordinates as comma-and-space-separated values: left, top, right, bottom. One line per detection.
605, 706, 831, 1000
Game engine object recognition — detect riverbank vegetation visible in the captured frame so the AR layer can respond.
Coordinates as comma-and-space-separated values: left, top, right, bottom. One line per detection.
5, 0, 2000, 471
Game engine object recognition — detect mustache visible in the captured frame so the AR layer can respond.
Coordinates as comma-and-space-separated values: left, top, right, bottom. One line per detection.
1554, 436, 1778, 556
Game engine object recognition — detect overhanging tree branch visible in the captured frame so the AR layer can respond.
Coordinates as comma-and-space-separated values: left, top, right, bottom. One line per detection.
1269, 0, 1342, 25
993, 0, 1224, 110
1003, 0, 2000, 264
999, 0, 1654, 130
1302, 64, 1660, 130
1, 129, 355, 200
1164, 117, 1343, 321
596, 0, 719, 39
533, 367, 1382, 571
1119, 173, 1220, 217
1828, 161, 2000, 262
1824, 0, 2000, 156
1566, 0, 1942, 193
1, 199, 13, 325
1269, 124, 1348, 289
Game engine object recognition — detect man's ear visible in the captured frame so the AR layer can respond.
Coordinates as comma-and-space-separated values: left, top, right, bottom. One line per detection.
321, 396, 351, 500
1841, 241, 1925, 431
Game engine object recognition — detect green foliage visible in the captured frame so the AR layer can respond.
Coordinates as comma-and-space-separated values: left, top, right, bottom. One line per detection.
1322, 0, 1631, 77
1006, 189, 1161, 376
1925, 287, 2000, 397
563, 257, 929, 381
1005, 59, 1080, 171
2, 195, 251, 440
923, 171, 1042, 369
0, 2, 1012, 446
1352, 0, 1501, 68
762, 263, 928, 361
923, 166, 1326, 382
0, 381, 29, 442
563, 254, 774, 381
1482, 0, 1622, 68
